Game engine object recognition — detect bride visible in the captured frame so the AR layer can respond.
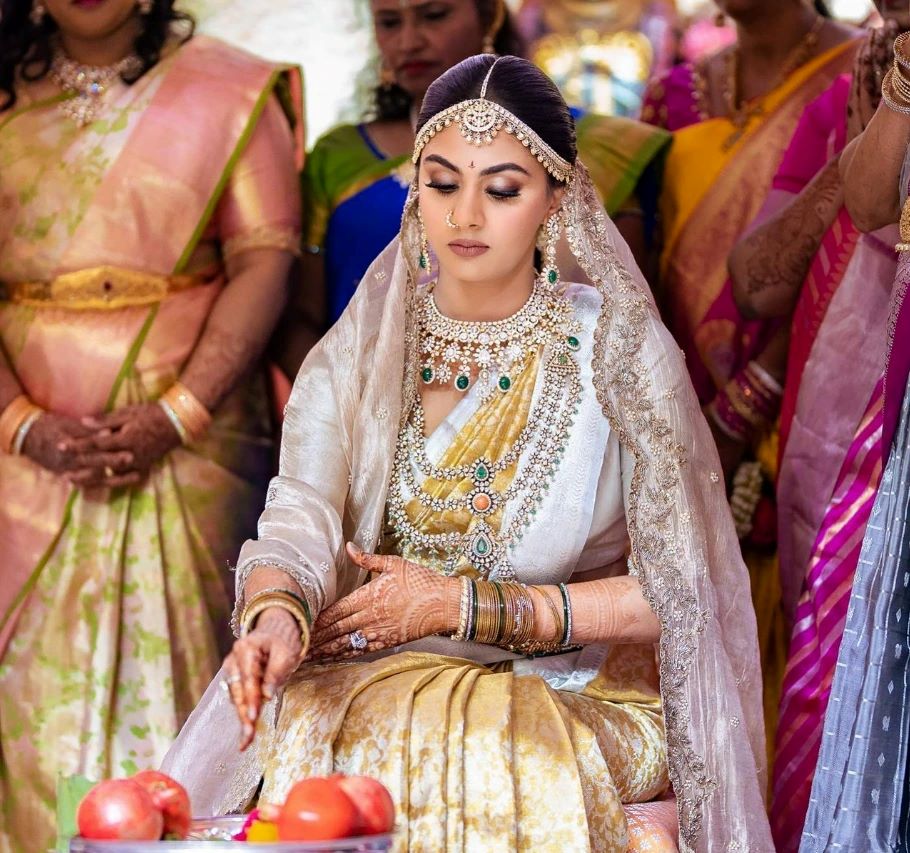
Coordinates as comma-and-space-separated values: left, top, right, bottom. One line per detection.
164, 54, 772, 851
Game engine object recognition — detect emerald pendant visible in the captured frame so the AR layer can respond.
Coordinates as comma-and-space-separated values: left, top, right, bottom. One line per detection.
471, 532, 492, 558
474, 462, 490, 482
421, 367, 434, 383
498, 376, 511, 392
547, 268, 558, 285
455, 374, 470, 391
567, 335, 580, 351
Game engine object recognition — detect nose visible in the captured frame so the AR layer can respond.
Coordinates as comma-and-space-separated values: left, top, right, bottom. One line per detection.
399, 16, 428, 52
451, 185, 484, 230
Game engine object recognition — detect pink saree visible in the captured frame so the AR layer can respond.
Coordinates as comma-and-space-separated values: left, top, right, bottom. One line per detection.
0, 36, 301, 852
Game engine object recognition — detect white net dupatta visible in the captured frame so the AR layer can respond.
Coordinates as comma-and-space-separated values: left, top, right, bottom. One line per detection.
561, 162, 771, 850
163, 162, 771, 850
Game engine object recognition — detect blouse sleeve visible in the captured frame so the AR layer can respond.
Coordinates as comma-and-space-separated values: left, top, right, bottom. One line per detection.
215, 94, 302, 262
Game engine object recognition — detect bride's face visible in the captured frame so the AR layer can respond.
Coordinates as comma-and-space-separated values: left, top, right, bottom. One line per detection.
44, 0, 140, 41
418, 124, 564, 285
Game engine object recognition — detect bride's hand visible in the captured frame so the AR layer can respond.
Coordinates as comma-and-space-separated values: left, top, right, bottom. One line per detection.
222, 608, 303, 751
307, 543, 460, 662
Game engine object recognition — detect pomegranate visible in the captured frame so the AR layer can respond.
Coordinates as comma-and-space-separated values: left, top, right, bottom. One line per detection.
131, 769, 191, 840
337, 775, 395, 835
76, 779, 163, 840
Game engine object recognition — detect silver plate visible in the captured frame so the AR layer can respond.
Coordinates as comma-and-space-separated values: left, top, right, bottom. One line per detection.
70, 816, 394, 852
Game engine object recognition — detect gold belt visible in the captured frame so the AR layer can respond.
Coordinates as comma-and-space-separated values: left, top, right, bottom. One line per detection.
0, 265, 219, 310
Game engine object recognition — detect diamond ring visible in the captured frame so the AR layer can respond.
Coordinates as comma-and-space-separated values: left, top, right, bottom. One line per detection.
348, 630, 368, 652
219, 673, 242, 693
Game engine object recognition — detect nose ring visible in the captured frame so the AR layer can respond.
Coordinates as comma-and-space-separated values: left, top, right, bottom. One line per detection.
445, 209, 459, 229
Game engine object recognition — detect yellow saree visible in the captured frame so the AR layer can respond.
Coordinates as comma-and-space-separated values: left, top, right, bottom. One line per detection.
0, 36, 302, 853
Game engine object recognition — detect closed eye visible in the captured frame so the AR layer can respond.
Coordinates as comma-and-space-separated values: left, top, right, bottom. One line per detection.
425, 181, 457, 194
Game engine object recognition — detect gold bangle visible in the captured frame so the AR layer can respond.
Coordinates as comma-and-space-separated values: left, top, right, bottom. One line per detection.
535, 586, 565, 644
158, 381, 212, 445
0, 395, 44, 455
451, 576, 472, 642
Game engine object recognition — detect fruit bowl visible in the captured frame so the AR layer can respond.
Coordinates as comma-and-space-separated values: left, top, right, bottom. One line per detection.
70, 817, 394, 852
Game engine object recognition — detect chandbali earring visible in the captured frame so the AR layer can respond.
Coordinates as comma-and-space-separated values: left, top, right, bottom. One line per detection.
418, 212, 432, 275
539, 213, 561, 289
138, 0, 154, 14
30, 1, 47, 26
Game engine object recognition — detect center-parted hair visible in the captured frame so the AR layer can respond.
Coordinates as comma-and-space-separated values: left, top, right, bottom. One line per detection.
416, 55, 578, 174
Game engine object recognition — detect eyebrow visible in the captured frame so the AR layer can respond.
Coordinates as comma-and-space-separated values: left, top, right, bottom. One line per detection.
424, 154, 531, 177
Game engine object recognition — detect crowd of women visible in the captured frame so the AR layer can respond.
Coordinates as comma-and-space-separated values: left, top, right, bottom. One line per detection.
2, 0, 910, 850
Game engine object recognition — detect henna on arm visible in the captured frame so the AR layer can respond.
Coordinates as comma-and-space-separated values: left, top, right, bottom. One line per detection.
179, 247, 295, 411
730, 158, 843, 320
532, 575, 660, 646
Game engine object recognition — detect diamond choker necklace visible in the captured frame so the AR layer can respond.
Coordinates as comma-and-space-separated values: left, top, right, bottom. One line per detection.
51, 50, 142, 127
417, 277, 580, 402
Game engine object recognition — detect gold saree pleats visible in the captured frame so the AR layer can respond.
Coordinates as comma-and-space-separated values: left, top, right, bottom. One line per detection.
261, 647, 668, 852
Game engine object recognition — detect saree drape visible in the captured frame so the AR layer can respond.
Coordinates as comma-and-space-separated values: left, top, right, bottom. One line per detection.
0, 36, 302, 853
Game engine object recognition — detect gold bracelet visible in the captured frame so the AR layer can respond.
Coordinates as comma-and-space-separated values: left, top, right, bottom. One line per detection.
240, 589, 312, 660
451, 576, 472, 642
158, 381, 212, 445
0, 395, 44, 455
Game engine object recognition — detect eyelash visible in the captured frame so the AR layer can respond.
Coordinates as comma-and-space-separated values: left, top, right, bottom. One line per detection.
424, 181, 521, 201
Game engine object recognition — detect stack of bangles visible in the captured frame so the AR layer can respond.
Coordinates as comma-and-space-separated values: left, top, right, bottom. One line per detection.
708, 361, 782, 444
239, 587, 312, 662
451, 576, 579, 657
0, 394, 44, 456
157, 381, 212, 445
883, 33, 910, 118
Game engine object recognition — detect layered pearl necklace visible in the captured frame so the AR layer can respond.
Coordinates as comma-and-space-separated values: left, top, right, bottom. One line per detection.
51, 50, 141, 127
418, 276, 580, 403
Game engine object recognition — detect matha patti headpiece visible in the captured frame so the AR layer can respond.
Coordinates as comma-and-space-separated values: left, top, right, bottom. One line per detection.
412, 57, 574, 184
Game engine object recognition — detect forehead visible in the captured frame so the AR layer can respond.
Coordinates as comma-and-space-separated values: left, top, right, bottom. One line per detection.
419, 124, 548, 176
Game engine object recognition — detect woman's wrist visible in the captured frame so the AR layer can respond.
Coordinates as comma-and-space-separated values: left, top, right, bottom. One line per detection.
257, 607, 306, 656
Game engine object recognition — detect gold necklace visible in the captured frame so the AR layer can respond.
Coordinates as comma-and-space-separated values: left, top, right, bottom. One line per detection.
721, 15, 824, 150
51, 49, 141, 127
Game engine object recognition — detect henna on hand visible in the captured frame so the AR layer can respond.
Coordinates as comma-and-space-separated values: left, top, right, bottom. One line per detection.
60, 403, 181, 488
223, 607, 303, 751
307, 544, 458, 662
20, 412, 97, 475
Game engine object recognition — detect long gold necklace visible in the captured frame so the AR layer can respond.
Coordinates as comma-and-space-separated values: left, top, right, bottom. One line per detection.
721, 15, 824, 150
388, 285, 583, 579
